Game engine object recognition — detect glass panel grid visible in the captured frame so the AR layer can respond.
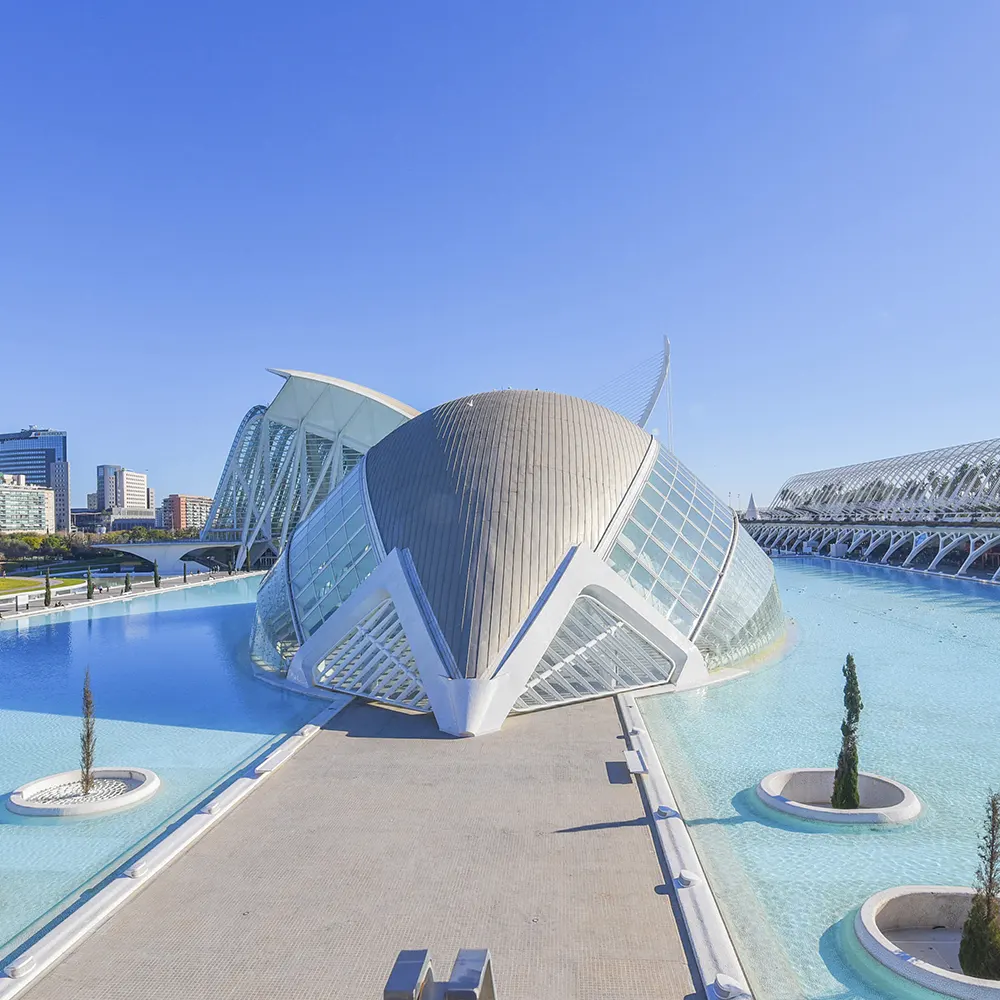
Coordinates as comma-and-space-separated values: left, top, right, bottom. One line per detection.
313, 598, 430, 712
513, 595, 676, 710
694, 523, 785, 668
606, 444, 736, 634
287, 467, 380, 637
249, 548, 299, 674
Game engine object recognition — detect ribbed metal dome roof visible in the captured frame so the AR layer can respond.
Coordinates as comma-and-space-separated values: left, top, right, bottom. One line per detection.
364, 390, 651, 680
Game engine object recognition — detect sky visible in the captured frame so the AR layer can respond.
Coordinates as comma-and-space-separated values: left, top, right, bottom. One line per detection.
2, 2, 999, 510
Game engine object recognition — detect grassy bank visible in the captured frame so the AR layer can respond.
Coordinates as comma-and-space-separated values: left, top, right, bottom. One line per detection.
0, 577, 85, 595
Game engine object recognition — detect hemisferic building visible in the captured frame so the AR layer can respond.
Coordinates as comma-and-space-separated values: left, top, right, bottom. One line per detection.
250, 388, 784, 736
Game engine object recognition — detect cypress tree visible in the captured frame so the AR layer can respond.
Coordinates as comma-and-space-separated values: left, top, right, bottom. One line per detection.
86, 567, 94, 601
80, 667, 96, 795
44, 568, 51, 607
831, 653, 863, 809
124, 572, 132, 593
961, 791, 1000, 978
183, 562, 187, 583
153, 559, 161, 588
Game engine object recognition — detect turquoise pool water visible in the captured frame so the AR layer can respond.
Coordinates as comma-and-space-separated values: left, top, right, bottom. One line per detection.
0, 578, 317, 959
641, 557, 1000, 1000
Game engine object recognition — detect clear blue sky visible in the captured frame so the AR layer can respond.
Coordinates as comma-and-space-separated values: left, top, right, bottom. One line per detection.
3, 2, 999, 509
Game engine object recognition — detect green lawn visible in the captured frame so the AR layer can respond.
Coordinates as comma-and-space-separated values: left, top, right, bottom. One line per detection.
0, 577, 86, 595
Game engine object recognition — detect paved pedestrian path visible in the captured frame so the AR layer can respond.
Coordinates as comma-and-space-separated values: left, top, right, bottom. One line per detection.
26, 698, 697, 999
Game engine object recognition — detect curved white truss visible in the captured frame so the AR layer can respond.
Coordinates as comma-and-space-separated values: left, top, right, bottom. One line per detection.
201, 371, 416, 567
771, 438, 1000, 520
586, 336, 670, 430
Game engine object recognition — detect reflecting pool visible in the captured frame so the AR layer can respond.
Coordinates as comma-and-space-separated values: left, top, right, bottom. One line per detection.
0, 578, 317, 959
642, 557, 1000, 1000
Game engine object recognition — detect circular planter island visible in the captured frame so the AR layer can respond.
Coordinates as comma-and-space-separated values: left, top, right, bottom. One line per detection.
7, 768, 160, 817
855, 885, 1000, 999
756, 768, 921, 825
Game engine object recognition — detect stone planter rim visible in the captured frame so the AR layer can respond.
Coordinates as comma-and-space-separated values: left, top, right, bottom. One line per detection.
6, 767, 160, 817
855, 885, 1000, 999
756, 767, 921, 824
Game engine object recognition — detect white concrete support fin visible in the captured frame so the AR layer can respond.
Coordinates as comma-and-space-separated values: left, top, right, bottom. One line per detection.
881, 532, 912, 564
957, 535, 1000, 576
928, 534, 969, 572
863, 531, 890, 559
902, 531, 940, 567
283, 545, 708, 737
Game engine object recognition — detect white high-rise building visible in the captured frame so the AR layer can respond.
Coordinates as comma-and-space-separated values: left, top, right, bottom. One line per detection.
0, 474, 55, 534
49, 460, 70, 532
117, 469, 148, 509
96, 465, 150, 511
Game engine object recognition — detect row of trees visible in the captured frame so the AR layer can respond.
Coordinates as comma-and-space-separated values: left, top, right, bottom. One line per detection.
40, 564, 162, 607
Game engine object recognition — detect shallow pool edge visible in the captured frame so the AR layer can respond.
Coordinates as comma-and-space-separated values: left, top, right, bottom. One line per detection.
0, 695, 353, 997
619, 689, 755, 1000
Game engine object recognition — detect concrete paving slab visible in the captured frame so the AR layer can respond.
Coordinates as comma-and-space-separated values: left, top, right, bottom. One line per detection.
25, 697, 696, 1000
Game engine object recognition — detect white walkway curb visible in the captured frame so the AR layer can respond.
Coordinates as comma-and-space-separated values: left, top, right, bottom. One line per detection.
0, 696, 351, 997
618, 691, 754, 1000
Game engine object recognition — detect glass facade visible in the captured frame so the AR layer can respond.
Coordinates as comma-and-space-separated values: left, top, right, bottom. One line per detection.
313, 598, 429, 710
201, 372, 416, 570
0, 429, 67, 486
0, 429, 69, 531
203, 406, 266, 543
693, 524, 784, 668
249, 549, 300, 673
287, 467, 380, 638
249, 466, 382, 675
513, 595, 677, 710
607, 444, 735, 637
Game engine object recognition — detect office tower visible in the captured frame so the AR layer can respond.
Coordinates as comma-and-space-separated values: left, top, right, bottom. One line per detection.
0, 428, 70, 531
96, 464, 121, 511
97, 466, 149, 510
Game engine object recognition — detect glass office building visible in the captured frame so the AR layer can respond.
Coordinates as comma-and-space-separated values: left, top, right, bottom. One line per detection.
0, 428, 70, 531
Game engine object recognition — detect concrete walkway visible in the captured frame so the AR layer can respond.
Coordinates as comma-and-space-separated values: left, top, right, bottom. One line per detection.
0, 570, 256, 619
26, 698, 696, 1000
